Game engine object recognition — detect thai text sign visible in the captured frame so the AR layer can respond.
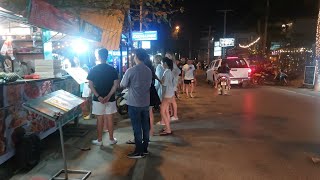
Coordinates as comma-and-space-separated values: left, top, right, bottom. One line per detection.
132, 31, 158, 41
219, 38, 235, 47
80, 20, 102, 42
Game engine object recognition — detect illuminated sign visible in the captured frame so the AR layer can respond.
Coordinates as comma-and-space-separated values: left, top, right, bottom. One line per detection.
219, 38, 235, 47
133, 41, 139, 49
214, 47, 222, 57
132, 31, 158, 41
109, 50, 128, 56
142, 41, 151, 49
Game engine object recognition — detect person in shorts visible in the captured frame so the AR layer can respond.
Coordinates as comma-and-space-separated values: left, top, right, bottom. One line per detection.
165, 52, 179, 121
160, 57, 175, 135
87, 48, 119, 146
182, 59, 196, 98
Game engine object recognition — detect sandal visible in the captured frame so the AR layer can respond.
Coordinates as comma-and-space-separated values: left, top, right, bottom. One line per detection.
159, 131, 173, 136
126, 139, 135, 144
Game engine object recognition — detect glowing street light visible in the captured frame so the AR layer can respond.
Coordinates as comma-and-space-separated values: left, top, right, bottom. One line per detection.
175, 26, 180, 31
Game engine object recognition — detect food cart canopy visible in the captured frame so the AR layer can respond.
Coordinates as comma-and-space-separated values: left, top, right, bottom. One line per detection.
81, 11, 125, 50
27, 0, 102, 42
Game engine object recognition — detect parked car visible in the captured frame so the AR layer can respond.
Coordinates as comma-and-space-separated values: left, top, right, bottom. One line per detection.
206, 57, 251, 87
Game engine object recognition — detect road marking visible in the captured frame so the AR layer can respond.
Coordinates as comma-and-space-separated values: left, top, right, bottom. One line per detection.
278, 88, 315, 98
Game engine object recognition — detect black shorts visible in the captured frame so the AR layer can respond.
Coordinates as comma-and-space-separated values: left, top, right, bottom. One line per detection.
184, 79, 194, 84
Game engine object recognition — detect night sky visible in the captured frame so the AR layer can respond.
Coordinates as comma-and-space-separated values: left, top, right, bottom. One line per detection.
175, 0, 319, 38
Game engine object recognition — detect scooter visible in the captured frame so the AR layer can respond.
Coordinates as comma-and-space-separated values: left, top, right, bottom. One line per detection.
251, 72, 266, 85
116, 89, 128, 115
218, 76, 230, 95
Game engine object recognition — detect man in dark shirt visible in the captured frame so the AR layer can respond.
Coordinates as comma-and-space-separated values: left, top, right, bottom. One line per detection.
87, 48, 119, 146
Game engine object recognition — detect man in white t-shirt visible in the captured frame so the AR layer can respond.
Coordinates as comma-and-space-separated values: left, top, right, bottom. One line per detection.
182, 59, 196, 98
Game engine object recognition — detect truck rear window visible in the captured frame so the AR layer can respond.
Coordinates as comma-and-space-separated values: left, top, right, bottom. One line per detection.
222, 59, 249, 68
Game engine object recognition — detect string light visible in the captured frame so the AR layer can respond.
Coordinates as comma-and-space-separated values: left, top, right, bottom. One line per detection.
315, 7, 320, 89
239, 37, 261, 48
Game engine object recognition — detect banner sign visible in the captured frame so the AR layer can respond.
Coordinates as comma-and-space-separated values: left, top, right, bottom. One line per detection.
80, 20, 103, 42
219, 38, 235, 47
303, 66, 316, 86
28, 0, 80, 36
132, 31, 158, 41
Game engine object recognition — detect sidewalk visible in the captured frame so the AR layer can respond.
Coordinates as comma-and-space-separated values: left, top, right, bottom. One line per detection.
6, 73, 208, 180
7, 112, 180, 180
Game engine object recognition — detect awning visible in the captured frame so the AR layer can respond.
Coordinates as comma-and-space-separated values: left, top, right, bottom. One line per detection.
80, 11, 125, 50
0, 0, 29, 17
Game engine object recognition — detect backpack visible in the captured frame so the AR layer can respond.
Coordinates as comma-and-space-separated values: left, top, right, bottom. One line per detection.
14, 132, 41, 170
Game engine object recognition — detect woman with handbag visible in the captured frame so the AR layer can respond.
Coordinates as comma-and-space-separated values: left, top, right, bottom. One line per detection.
144, 58, 161, 136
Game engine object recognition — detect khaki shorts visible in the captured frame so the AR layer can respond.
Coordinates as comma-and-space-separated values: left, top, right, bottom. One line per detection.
92, 101, 117, 115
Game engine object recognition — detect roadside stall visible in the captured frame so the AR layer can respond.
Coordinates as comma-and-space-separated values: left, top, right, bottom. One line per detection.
0, 0, 102, 172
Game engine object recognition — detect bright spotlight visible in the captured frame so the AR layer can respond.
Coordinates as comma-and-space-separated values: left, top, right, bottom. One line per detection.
72, 39, 88, 54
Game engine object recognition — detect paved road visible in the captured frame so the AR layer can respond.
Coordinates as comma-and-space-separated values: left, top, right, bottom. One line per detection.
9, 73, 320, 180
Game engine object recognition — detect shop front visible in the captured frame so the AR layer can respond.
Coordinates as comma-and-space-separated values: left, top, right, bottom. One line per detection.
0, 0, 102, 165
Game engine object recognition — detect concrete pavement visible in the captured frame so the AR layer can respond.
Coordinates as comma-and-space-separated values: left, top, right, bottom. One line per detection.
5, 73, 320, 180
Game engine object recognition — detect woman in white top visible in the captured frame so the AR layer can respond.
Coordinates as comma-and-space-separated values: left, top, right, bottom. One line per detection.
160, 57, 175, 136
165, 52, 179, 121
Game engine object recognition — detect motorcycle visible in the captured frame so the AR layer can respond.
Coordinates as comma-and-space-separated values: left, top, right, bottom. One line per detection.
116, 89, 128, 115
217, 76, 229, 95
251, 72, 266, 85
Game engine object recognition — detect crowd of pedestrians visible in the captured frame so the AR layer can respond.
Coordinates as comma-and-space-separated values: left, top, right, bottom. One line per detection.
87, 47, 200, 159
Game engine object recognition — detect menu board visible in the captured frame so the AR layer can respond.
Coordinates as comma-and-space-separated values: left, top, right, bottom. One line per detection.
44, 94, 79, 112
23, 90, 84, 120
65, 67, 88, 84
304, 66, 316, 85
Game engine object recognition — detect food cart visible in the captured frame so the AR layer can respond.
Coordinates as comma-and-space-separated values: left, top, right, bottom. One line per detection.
0, 0, 102, 172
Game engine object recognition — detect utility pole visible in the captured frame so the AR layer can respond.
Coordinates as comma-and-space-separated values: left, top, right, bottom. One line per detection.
189, 39, 192, 59
217, 10, 232, 58
263, 0, 270, 54
138, 0, 143, 48
314, 0, 320, 91
140, 0, 143, 31
207, 25, 211, 65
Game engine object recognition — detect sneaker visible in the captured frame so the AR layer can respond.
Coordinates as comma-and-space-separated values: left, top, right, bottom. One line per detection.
109, 138, 118, 145
143, 151, 149, 155
92, 139, 103, 146
190, 94, 195, 98
156, 122, 165, 125
127, 152, 145, 159
170, 117, 179, 121
83, 115, 91, 120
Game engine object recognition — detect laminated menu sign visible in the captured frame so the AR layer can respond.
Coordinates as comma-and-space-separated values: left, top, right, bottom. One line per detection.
64, 67, 88, 84
44, 92, 83, 112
